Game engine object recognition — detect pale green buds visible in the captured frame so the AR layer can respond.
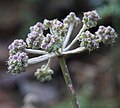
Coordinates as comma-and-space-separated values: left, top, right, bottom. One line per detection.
26, 22, 45, 49
34, 65, 54, 82
41, 33, 56, 50
26, 31, 44, 49
43, 19, 52, 30
51, 19, 68, 37
82, 10, 100, 28
8, 39, 26, 55
44, 19, 68, 37
79, 31, 99, 51
63, 12, 81, 26
41, 33, 61, 53
8, 39, 28, 74
95, 26, 117, 44
79, 25, 117, 51
30, 22, 45, 34
7, 52, 28, 74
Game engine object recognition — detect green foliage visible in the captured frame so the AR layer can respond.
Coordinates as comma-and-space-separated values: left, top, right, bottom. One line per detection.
53, 95, 119, 108
53, 96, 89, 108
97, 0, 120, 18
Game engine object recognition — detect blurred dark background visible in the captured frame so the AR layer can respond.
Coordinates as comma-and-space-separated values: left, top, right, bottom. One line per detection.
0, 0, 120, 108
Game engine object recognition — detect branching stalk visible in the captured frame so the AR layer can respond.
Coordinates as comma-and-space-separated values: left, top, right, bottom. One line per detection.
62, 22, 74, 49
44, 59, 51, 70
28, 53, 55, 65
63, 47, 86, 55
25, 49, 47, 54
64, 24, 86, 51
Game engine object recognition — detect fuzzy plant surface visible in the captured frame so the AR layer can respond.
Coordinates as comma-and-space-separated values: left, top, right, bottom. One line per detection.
7, 10, 117, 108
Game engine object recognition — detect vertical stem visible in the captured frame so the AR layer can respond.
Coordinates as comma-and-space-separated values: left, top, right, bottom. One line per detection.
58, 56, 80, 108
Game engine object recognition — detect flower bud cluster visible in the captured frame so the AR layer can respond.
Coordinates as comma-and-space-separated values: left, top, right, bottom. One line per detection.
41, 33, 61, 52
63, 12, 81, 26
8, 52, 28, 74
26, 22, 45, 49
44, 19, 68, 38
30, 22, 45, 34
34, 65, 54, 82
8, 39, 28, 74
8, 39, 26, 55
43, 19, 68, 52
82, 10, 100, 28
79, 31, 100, 51
52, 19, 68, 37
41, 33, 56, 50
95, 26, 117, 44
7, 10, 117, 81
79, 25, 117, 51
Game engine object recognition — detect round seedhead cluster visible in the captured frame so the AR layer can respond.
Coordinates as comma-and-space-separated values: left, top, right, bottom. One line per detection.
82, 10, 100, 28
34, 65, 54, 82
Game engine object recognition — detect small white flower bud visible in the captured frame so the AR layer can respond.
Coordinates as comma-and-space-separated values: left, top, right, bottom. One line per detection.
43, 19, 52, 29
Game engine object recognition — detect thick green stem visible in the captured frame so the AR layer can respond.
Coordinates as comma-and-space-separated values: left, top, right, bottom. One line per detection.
58, 56, 80, 108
